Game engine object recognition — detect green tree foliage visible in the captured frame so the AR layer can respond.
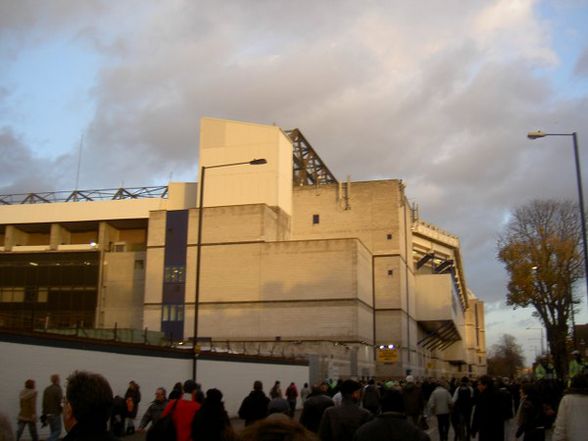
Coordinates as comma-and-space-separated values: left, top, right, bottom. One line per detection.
497, 199, 583, 378
487, 334, 525, 378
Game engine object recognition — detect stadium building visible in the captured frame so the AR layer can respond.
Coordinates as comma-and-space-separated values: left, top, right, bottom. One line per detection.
0, 117, 486, 379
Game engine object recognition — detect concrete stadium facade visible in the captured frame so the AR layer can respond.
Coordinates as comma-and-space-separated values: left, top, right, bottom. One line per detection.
0, 117, 486, 380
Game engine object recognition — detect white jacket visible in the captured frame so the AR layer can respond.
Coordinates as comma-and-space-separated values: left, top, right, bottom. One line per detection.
427, 386, 453, 416
552, 393, 588, 441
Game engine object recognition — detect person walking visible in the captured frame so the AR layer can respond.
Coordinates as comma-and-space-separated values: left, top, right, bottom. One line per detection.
285, 383, 299, 416
299, 383, 334, 433
318, 379, 372, 441
238, 381, 270, 426
426, 381, 452, 441
402, 375, 424, 427
192, 388, 235, 441
161, 379, 202, 441
451, 376, 473, 441
16, 379, 38, 441
354, 388, 430, 441
138, 387, 168, 433
124, 380, 141, 435
300, 383, 311, 402
361, 379, 380, 415
42, 374, 63, 441
270, 381, 282, 399
471, 375, 505, 441
515, 383, 545, 441
552, 373, 588, 441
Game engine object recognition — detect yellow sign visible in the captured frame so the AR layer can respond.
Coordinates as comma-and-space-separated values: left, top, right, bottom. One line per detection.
377, 348, 399, 364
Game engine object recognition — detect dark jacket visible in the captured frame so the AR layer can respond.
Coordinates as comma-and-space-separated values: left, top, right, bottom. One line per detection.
43, 384, 63, 415
353, 412, 431, 441
471, 387, 505, 441
63, 423, 119, 441
238, 390, 270, 426
402, 383, 424, 417
299, 393, 334, 432
318, 397, 372, 441
138, 399, 168, 430
124, 388, 141, 419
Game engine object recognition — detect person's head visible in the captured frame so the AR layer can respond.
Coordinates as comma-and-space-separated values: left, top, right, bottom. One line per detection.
183, 380, 197, 395
254, 380, 263, 391
340, 379, 362, 402
319, 382, 329, 394
239, 417, 318, 441
155, 387, 166, 402
477, 375, 493, 393
380, 389, 404, 413
205, 388, 223, 404
460, 376, 469, 385
572, 350, 581, 360
63, 371, 113, 432
51, 374, 60, 385
24, 379, 35, 389
405, 375, 415, 384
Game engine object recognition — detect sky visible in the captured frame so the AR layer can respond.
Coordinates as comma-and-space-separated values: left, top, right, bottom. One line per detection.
1, 0, 588, 365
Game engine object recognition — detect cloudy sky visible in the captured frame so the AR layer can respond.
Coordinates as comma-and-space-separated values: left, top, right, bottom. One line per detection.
2, 0, 587, 363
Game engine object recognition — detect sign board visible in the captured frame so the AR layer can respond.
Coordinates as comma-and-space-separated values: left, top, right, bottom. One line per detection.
377, 348, 399, 364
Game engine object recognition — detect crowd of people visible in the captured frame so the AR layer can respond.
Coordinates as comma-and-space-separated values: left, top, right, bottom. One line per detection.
4, 366, 588, 441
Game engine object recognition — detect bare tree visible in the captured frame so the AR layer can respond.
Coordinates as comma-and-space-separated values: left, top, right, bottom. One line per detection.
497, 199, 583, 378
487, 334, 525, 378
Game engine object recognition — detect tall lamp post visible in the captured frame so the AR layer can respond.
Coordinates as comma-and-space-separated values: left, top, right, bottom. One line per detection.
192, 158, 267, 381
527, 131, 587, 345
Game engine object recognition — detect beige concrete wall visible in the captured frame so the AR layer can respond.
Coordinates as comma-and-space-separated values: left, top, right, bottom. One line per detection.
180, 238, 373, 343
0, 198, 166, 225
101, 251, 146, 329
292, 181, 403, 254
187, 204, 286, 246
199, 118, 293, 215
415, 273, 456, 322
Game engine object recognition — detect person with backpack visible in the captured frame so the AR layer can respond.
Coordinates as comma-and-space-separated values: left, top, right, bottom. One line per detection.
451, 376, 473, 441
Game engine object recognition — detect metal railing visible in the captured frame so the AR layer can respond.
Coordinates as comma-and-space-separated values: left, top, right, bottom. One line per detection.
0, 186, 168, 205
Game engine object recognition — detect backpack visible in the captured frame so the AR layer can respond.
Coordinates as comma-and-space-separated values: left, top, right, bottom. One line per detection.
455, 386, 472, 413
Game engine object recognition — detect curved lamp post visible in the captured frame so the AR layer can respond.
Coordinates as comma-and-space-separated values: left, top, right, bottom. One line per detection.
527, 131, 588, 329
192, 158, 267, 381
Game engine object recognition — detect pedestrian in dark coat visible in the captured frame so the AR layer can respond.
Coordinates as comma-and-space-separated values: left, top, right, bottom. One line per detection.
318, 380, 372, 441
300, 383, 335, 433
471, 375, 505, 441
192, 388, 235, 441
353, 389, 430, 441
238, 381, 270, 426
124, 381, 141, 435
516, 383, 545, 441
137, 387, 168, 433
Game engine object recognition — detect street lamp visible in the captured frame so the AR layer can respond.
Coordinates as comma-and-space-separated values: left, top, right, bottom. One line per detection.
527, 131, 588, 309
192, 158, 267, 381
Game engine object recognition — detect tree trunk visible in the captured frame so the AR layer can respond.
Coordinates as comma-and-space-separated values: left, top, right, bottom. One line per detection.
547, 324, 569, 379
